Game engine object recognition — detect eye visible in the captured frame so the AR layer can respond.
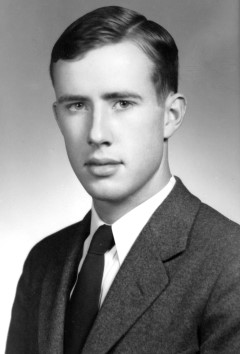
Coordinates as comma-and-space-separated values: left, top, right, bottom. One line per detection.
66, 102, 87, 112
114, 100, 135, 110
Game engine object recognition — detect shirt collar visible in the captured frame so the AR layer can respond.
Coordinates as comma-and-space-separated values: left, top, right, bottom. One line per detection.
90, 176, 176, 265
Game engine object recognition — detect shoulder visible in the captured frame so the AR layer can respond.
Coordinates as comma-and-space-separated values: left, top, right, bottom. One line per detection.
29, 221, 81, 258
32, 220, 82, 252
173, 177, 240, 241
193, 202, 240, 244
191, 202, 240, 261
172, 177, 240, 260
25, 211, 91, 269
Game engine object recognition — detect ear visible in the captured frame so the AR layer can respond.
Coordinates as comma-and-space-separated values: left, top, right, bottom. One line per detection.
163, 92, 186, 139
52, 102, 64, 135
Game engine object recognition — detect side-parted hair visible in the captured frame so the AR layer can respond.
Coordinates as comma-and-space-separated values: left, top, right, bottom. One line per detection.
50, 6, 179, 97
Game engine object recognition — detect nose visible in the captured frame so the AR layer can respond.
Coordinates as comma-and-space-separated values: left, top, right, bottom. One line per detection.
88, 106, 112, 146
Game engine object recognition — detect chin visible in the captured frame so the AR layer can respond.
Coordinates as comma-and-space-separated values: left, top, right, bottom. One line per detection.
88, 190, 122, 203
83, 183, 127, 203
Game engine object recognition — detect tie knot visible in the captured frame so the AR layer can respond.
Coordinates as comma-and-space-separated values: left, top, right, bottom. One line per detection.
89, 225, 114, 255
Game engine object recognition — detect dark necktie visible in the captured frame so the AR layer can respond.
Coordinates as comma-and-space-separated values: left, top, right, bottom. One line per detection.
64, 225, 114, 354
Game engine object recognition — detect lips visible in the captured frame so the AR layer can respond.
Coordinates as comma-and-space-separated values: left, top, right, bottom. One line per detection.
86, 157, 121, 166
85, 157, 122, 177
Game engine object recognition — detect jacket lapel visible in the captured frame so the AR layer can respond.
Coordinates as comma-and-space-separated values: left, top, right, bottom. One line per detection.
38, 212, 91, 354
83, 178, 201, 354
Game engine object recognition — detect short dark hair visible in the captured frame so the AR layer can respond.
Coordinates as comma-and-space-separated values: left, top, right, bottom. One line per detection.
50, 6, 179, 97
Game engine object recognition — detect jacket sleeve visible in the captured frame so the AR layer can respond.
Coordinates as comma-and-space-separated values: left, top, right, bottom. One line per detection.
200, 249, 240, 353
5, 248, 40, 354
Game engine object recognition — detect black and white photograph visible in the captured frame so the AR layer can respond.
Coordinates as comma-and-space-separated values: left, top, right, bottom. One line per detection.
1, 0, 240, 352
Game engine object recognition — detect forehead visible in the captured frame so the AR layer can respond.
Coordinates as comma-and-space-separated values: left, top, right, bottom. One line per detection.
53, 41, 156, 96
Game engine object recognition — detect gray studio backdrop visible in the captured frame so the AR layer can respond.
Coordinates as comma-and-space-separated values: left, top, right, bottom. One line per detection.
1, 0, 239, 351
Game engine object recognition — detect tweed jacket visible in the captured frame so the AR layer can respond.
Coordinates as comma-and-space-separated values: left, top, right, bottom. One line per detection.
6, 178, 240, 353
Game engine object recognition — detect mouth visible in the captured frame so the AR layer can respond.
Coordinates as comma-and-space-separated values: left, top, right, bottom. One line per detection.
85, 157, 122, 177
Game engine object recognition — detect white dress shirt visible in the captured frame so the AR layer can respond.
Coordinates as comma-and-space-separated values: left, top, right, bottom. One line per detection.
76, 176, 175, 306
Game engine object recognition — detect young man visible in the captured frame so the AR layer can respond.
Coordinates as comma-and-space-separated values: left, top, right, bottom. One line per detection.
6, 6, 240, 354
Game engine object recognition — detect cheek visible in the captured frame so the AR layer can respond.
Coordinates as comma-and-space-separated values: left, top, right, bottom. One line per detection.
58, 114, 90, 140
63, 130, 89, 168
124, 112, 164, 154
61, 120, 89, 151
121, 119, 164, 178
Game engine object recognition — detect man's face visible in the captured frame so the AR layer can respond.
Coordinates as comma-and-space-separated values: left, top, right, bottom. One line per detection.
53, 41, 171, 207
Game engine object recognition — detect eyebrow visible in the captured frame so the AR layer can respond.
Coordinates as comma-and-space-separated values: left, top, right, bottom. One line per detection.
56, 91, 143, 104
56, 95, 88, 104
101, 91, 142, 101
